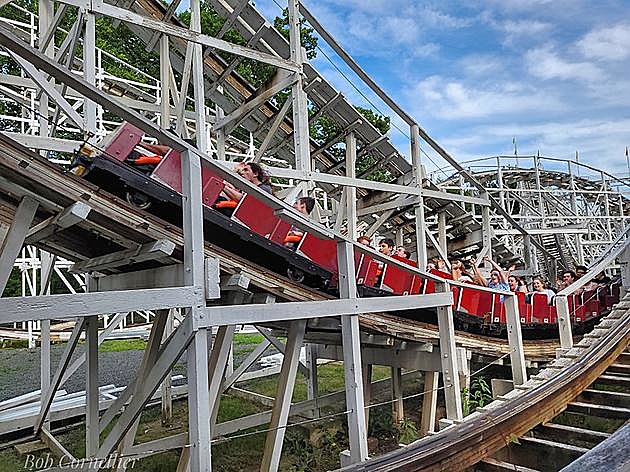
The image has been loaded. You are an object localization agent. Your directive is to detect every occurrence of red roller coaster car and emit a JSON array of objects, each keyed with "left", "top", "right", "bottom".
[{"left": 70, "top": 123, "right": 620, "bottom": 338}]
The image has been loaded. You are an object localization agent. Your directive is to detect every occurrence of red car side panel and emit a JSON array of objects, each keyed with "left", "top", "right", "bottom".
[
  {"left": 104, "top": 122, "right": 143, "bottom": 162},
  {"left": 233, "top": 195, "right": 285, "bottom": 239}
]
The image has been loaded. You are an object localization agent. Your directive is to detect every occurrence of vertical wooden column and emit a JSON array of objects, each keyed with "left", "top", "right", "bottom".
[
  {"left": 345, "top": 132, "right": 358, "bottom": 240},
  {"left": 159, "top": 34, "right": 171, "bottom": 130},
  {"left": 208, "top": 325, "right": 237, "bottom": 433},
  {"left": 555, "top": 295, "right": 574, "bottom": 350},
  {"left": 438, "top": 212, "right": 447, "bottom": 256},
  {"left": 85, "top": 316, "right": 99, "bottom": 456},
  {"left": 419, "top": 371, "right": 438, "bottom": 436},
  {"left": 39, "top": 250, "right": 54, "bottom": 430},
  {"left": 85, "top": 275, "right": 99, "bottom": 459},
  {"left": 83, "top": 11, "right": 97, "bottom": 134},
  {"left": 161, "top": 309, "right": 174, "bottom": 426},
  {"left": 391, "top": 367, "right": 404, "bottom": 424},
  {"left": 260, "top": 319, "right": 306, "bottom": 472},
  {"left": 38, "top": 0, "right": 53, "bottom": 140},
  {"left": 362, "top": 363, "right": 372, "bottom": 430},
  {"left": 288, "top": 0, "right": 311, "bottom": 173},
  {"left": 481, "top": 192, "right": 492, "bottom": 259},
  {"left": 187, "top": 329, "right": 211, "bottom": 472},
  {"left": 410, "top": 124, "right": 428, "bottom": 269},
  {"left": 306, "top": 344, "right": 319, "bottom": 418},
  {"left": 436, "top": 283, "right": 462, "bottom": 421},
  {"left": 338, "top": 240, "right": 368, "bottom": 464},
  {"left": 190, "top": 0, "right": 207, "bottom": 153},
  {"left": 504, "top": 294, "right": 527, "bottom": 384},
  {"left": 456, "top": 348, "right": 470, "bottom": 391}
]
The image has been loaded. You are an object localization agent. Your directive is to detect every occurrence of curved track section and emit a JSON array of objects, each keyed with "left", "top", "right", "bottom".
[{"left": 340, "top": 294, "right": 630, "bottom": 471}]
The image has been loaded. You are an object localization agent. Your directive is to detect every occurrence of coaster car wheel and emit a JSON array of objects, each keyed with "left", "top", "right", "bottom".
[
  {"left": 125, "top": 190, "right": 152, "bottom": 210},
  {"left": 287, "top": 267, "right": 305, "bottom": 283}
]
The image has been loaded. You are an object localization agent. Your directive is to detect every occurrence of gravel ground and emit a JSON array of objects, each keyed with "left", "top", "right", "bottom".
[
  {"left": 0, "top": 344, "right": 175, "bottom": 402},
  {"left": 0, "top": 333, "right": 278, "bottom": 402}
]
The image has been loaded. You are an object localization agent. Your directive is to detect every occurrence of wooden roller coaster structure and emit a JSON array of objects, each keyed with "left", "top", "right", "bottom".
[{"left": 0, "top": 0, "right": 629, "bottom": 471}]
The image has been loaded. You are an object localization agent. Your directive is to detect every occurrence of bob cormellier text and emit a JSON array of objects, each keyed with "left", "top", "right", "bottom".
[{"left": 24, "top": 453, "right": 138, "bottom": 470}]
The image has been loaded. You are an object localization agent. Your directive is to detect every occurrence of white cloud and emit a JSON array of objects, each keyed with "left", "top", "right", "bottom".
[
  {"left": 525, "top": 47, "right": 603, "bottom": 82},
  {"left": 499, "top": 19, "right": 551, "bottom": 35},
  {"left": 577, "top": 22, "right": 630, "bottom": 61},
  {"left": 459, "top": 54, "right": 504, "bottom": 77},
  {"left": 411, "top": 42, "right": 441, "bottom": 58},
  {"left": 420, "top": 7, "right": 473, "bottom": 29},
  {"left": 468, "top": 118, "right": 630, "bottom": 172},
  {"left": 410, "top": 76, "right": 564, "bottom": 119}
]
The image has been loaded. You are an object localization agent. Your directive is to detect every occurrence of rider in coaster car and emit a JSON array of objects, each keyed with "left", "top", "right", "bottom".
[
  {"left": 214, "top": 162, "right": 273, "bottom": 216},
  {"left": 284, "top": 196, "right": 315, "bottom": 249}
]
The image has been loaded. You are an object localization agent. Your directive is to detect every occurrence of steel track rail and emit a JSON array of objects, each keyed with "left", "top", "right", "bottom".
[{"left": 340, "top": 297, "right": 630, "bottom": 471}]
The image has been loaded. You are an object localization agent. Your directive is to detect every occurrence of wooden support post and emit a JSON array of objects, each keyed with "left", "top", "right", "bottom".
[
  {"left": 410, "top": 124, "right": 428, "bottom": 269},
  {"left": 288, "top": 0, "right": 311, "bottom": 173},
  {"left": 190, "top": 0, "right": 207, "bottom": 153},
  {"left": 345, "top": 132, "right": 357, "bottom": 240},
  {"left": 420, "top": 371, "right": 439, "bottom": 436},
  {"left": 159, "top": 34, "right": 171, "bottom": 129},
  {"left": 0, "top": 196, "right": 39, "bottom": 293},
  {"left": 208, "top": 325, "right": 237, "bottom": 433},
  {"left": 555, "top": 295, "right": 574, "bottom": 350},
  {"left": 260, "top": 319, "right": 306, "bottom": 472},
  {"left": 436, "top": 282, "right": 463, "bottom": 421},
  {"left": 306, "top": 343, "right": 319, "bottom": 418},
  {"left": 83, "top": 11, "right": 97, "bottom": 134},
  {"left": 438, "top": 211, "right": 447, "bottom": 255},
  {"left": 456, "top": 348, "right": 470, "bottom": 391},
  {"left": 391, "top": 367, "right": 404, "bottom": 425},
  {"left": 338, "top": 240, "right": 369, "bottom": 464},
  {"left": 39, "top": 250, "right": 54, "bottom": 430},
  {"left": 362, "top": 363, "right": 372, "bottom": 431},
  {"left": 187, "top": 328, "right": 211, "bottom": 472},
  {"left": 504, "top": 294, "right": 527, "bottom": 385},
  {"left": 85, "top": 315, "right": 99, "bottom": 457},
  {"left": 161, "top": 309, "right": 174, "bottom": 426},
  {"left": 481, "top": 192, "right": 493, "bottom": 259}
]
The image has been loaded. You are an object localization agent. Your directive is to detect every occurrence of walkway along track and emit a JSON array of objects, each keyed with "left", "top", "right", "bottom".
[
  {"left": 339, "top": 294, "right": 630, "bottom": 471},
  {"left": 0, "top": 132, "right": 559, "bottom": 360}
]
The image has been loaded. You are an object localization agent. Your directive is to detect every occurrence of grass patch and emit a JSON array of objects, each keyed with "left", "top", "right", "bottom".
[
  {"left": 553, "top": 411, "right": 626, "bottom": 433},
  {"left": 241, "top": 363, "right": 391, "bottom": 402},
  {"left": 0, "top": 339, "right": 28, "bottom": 350},
  {"left": 233, "top": 333, "right": 264, "bottom": 345},
  {"left": 98, "top": 339, "right": 147, "bottom": 353},
  {"left": 0, "top": 361, "right": 411, "bottom": 471}
]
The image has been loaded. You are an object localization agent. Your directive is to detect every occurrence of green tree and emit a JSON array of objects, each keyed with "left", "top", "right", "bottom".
[
  {"left": 356, "top": 106, "right": 390, "bottom": 135},
  {"left": 272, "top": 8, "right": 318, "bottom": 60},
  {"left": 355, "top": 107, "right": 393, "bottom": 182}
]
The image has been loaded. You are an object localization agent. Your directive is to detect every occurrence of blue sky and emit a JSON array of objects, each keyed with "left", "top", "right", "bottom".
[{"left": 251, "top": 0, "right": 630, "bottom": 179}]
